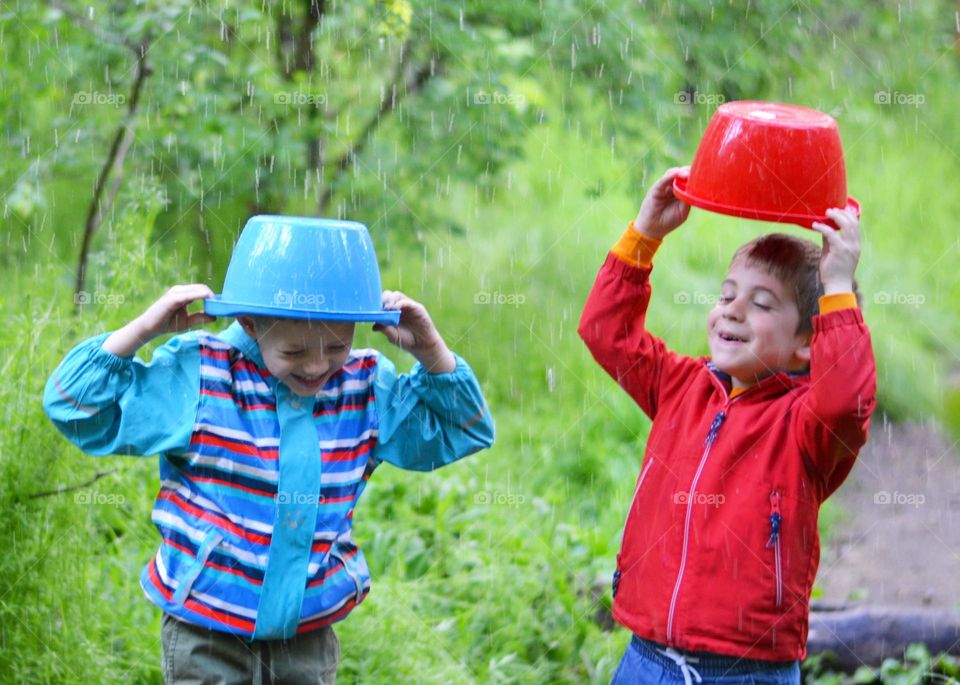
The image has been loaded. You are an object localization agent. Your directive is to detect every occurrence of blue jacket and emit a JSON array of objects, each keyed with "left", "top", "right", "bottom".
[{"left": 44, "top": 322, "right": 494, "bottom": 639}]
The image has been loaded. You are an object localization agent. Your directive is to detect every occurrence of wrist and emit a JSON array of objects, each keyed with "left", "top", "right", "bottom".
[
  {"left": 822, "top": 279, "right": 854, "bottom": 296},
  {"left": 413, "top": 340, "right": 456, "bottom": 374},
  {"left": 631, "top": 220, "right": 666, "bottom": 241}
]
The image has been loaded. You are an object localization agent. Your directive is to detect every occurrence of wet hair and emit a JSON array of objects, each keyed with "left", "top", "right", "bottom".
[{"left": 730, "top": 233, "right": 861, "bottom": 336}]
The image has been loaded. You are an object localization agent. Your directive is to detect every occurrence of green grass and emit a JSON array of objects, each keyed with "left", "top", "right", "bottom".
[{"left": 3, "top": 90, "right": 960, "bottom": 683}]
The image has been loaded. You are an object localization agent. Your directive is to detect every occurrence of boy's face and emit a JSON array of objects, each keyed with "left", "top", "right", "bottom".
[
  {"left": 238, "top": 316, "right": 355, "bottom": 397},
  {"left": 706, "top": 259, "right": 811, "bottom": 390}
]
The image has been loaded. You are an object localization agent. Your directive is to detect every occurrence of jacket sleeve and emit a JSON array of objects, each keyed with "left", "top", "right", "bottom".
[
  {"left": 43, "top": 332, "right": 202, "bottom": 457},
  {"left": 793, "top": 308, "right": 877, "bottom": 497},
  {"left": 578, "top": 250, "right": 700, "bottom": 420},
  {"left": 373, "top": 352, "right": 495, "bottom": 471}
]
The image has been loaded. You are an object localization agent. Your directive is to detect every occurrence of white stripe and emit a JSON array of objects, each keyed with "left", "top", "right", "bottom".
[
  {"left": 315, "top": 378, "right": 370, "bottom": 399},
  {"left": 152, "top": 509, "right": 268, "bottom": 567},
  {"left": 190, "top": 589, "right": 259, "bottom": 619},
  {"left": 195, "top": 422, "right": 280, "bottom": 449},
  {"left": 318, "top": 429, "right": 375, "bottom": 450},
  {"left": 321, "top": 464, "right": 365, "bottom": 484},
  {"left": 203, "top": 339, "right": 233, "bottom": 351},
  {"left": 185, "top": 454, "right": 279, "bottom": 483},
  {"left": 159, "top": 480, "right": 275, "bottom": 535},
  {"left": 200, "top": 366, "right": 233, "bottom": 383},
  {"left": 233, "top": 378, "right": 272, "bottom": 394}
]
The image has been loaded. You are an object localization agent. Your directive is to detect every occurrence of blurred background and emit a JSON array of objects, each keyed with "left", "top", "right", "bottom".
[{"left": 1, "top": 1, "right": 959, "bottom": 682}]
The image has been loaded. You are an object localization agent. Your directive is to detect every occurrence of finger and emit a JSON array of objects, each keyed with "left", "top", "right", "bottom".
[
  {"left": 185, "top": 312, "right": 216, "bottom": 328},
  {"left": 810, "top": 222, "right": 839, "bottom": 244}
]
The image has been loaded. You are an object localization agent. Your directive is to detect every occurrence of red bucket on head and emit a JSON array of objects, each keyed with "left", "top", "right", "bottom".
[{"left": 672, "top": 101, "right": 860, "bottom": 229}]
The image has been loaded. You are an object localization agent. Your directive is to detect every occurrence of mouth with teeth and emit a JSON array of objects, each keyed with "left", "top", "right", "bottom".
[
  {"left": 291, "top": 373, "right": 328, "bottom": 390},
  {"left": 717, "top": 331, "right": 748, "bottom": 344}
]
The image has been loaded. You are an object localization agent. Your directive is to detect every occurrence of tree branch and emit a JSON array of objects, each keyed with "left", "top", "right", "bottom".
[
  {"left": 74, "top": 41, "right": 152, "bottom": 302},
  {"left": 318, "top": 46, "right": 437, "bottom": 212},
  {"left": 26, "top": 468, "right": 119, "bottom": 500}
]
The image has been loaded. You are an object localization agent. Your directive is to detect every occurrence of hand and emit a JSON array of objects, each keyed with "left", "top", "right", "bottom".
[
  {"left": 811, "top": 208, "right": 861, "bottom": 295},
  {"left": 102, "top": 284, "right": 216, "bottom": 357},
  {"left": 373, "top": 290, "right": 456, "bottom": 373},
  {"left": 632, "top": 166, "right": 692, "bottom": 240}
]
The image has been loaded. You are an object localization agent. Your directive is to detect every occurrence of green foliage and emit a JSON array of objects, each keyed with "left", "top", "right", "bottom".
[{"left": 1, "top": 0, "right": 959, "bottom": 682}]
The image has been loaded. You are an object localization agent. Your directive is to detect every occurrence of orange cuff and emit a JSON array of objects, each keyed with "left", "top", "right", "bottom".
[
  {"left": 819, "top": 292, "right": 858, "bottom": 314},
  {"left": 611, "top": 222, "right": 662, "bottom": 269}
]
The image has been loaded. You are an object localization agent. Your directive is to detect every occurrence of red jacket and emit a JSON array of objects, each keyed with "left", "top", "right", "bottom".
[{"left": 578, "top": 252, "right": 876, "bottom": 661}]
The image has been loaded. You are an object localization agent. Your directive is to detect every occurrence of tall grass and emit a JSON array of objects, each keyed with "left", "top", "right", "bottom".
[{"left": 2, "top": 90, "right": 958, "bottom": 683}]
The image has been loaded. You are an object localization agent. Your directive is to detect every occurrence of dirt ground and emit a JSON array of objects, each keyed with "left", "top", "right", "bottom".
[{"left": 817, "top": 419, "right": 960, "bottom": 609}]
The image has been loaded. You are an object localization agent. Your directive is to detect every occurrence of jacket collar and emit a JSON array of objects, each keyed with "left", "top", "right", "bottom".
[
  {"left": 217, "top": 321, "right": 267, "bottom": 370},
  {"left": 705, "top": 359, "right": 807, "bottom": 401}
]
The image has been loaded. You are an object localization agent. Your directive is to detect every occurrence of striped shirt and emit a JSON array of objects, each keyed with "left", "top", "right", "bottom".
[{"left": 44, "top": 322, "right": 494, "bottom": 639}]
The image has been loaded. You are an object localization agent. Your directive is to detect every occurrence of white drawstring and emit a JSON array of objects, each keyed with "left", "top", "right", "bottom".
[{"left": 657, "top": 647, "right": 704, "bottom": 685}]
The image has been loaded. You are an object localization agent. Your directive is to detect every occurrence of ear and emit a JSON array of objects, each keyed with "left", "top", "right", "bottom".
[
  {"left": 237, "top": 315, "right": 258, "bottom": 339},
  {"left": 793, "top": 332, "right": 811, "bottom": 365}
]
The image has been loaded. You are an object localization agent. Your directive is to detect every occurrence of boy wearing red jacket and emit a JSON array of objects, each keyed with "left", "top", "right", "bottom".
[{"left": 579, "top": 167, "right": 876, "bottom": 684}]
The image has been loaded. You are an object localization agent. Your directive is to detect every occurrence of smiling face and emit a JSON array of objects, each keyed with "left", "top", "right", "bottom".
[
  {"left": 706, "top": 258, "right": 812, "bottom": 390},
  {"left": 238, "top": 316, "right": 356, "bottom": 397}
]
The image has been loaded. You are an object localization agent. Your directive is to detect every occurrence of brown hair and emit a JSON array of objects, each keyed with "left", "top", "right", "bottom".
[{"left": 731, "top": 233, "right": 861, "bottom": 335}]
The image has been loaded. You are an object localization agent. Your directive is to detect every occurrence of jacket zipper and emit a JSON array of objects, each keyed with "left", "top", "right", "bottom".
[
  {"left": 665, "top": 408, "right": 728, "bottom": 643},
  {"left": 614, "top": 457, "right": 656, "bottom": 598},
  {"left": 765, "top": 490, "right": 783, "bottom": 608}
]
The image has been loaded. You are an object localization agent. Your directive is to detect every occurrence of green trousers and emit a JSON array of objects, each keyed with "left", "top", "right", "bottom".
[{"left": 161, "top": 613, "right": 340, "bottom": 685}]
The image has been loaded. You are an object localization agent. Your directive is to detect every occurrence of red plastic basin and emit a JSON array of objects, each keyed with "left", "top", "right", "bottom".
[{"left": 672, "top": 101, "right": 860, "bottom": 228}]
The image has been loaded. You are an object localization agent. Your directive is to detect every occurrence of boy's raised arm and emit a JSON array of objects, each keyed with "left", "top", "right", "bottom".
[
  {"left": 371, "top": 291, "right": 494, "bottom": 471},
  {"left": 578, "top": 167, "right": 698, "bottom": 419},
  {"left": 795, "top": 209, "right": 878, "bottom": 496},
  {"left": 43, "top": 285, "right": 214, "bottom": 457}
]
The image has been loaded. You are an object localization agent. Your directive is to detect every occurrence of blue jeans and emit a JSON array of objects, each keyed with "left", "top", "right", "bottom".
[{"left": 611, "top": 635, "right": 800, "bottom": 685}]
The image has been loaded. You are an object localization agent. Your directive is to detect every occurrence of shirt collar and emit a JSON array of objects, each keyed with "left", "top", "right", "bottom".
[{"left": 218, "top": 320, "right": 267, "bottom": 370}]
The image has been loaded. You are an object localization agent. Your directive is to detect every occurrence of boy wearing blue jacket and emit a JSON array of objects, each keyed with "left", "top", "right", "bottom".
[{"left": 44, "top": 218, "right": 494, "bottom": 684}]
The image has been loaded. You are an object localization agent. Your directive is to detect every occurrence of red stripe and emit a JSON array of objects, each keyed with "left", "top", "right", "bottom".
[
  {"left": 149, "top": 557, "right": 257, "bottom": 632},
  {"left": 322, "top": 440, "right": 373, "bottom": 462},
  {"left": 200, "top": 349, "right": 230, "bottom": 360},
  {"left": 183, "top": 597, "right": 256, "bottom": 632},
  {"left": 206, "top": 560, "right": 263, "bottom": 586},
  {"left": 190, "top": 432, "right": 279, "bottom": 460},
  {"left": 314, "top": 401, "right": 368, "bottom": 417},
  {"left": 157, "top": 490, "right": 270, "bottom": 545},
  {"left": 296, "top": 596, "right": 363, "bottom": 633},
  {"left": 190, "top": 475, "right": 275, "bottom": 498}
]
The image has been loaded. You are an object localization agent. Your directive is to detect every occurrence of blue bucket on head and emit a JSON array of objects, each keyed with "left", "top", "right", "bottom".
[{"left": 205, "top": 215, "right": 400, "bottom": 324}]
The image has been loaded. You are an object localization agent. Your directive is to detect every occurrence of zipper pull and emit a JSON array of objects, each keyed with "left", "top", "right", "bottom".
[
  {"left": 766, "top": 490, "right": 782, "bottom": 548},
  {"left": 703, "top": 410, "right": 727, "bottom": 447}
]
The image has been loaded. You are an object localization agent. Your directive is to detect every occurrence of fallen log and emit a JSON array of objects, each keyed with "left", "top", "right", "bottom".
[{"left": 807, "top": 605, "right": 960, "bottom": 671}]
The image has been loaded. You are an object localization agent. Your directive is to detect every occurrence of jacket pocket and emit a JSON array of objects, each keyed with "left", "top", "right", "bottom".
[
  {"left": 329, "top": 541, "right": 365, "bottom": 603},
  {"left": 764, "top": 490, "right": 783, "bottom": 609},
  {"left": 172, "top": 530, "right": 223, "bottom": 607}
]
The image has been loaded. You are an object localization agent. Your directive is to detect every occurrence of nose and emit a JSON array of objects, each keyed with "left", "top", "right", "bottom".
[
  {"left": 721, "top": 297, "right": 745, "bottom": 322},
  {"left": 300, "top": 355, "right": 331, "bottom": 377}
]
